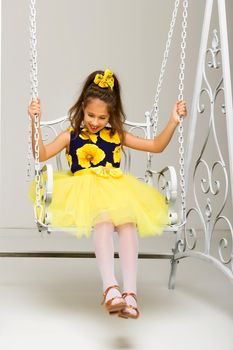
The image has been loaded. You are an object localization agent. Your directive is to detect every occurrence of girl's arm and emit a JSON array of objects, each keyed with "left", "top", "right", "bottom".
[
  {"left": 28, "top": 98, "right": 70, "bottom": 162},
  {"left": 123, "top": 100, "right": 187, "bottom": 153}
]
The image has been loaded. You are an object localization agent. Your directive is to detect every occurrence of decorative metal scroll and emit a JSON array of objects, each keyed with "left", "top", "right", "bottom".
[{"left": 174, "top": 29, "right": 233, "bottom": 284}]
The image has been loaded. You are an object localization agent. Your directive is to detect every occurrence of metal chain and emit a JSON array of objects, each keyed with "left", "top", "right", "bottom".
[
  {"left": 177, "top": 0, "right": 188, "bottom": 223},
  {"left": 28, "top": 0, "right": 43, "bottom": 221},
  {"left": 29, "top": 0, "right": 38, "bottom": 99},
  {"left": 151, "top": 0, "right": 180, "bottom": 138},
  {"left": 26, "top": 1, "right": 37, "bottom": 181},
  {"left": 27, "top": 0, "right": 38, "bottom": 180},
  {"left": 26, "top": 121, "right": 33, "bottom": 180}
]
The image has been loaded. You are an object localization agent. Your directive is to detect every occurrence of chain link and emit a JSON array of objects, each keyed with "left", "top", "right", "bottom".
[
  {"left": 26, "top": 120, "right": 33, "bottom": 180},
  {"left": 151, "top": 0, "right": 180, "bottom": 138},
  {"left": 27, "top": 0, "right": 38, "bottom": 180},
  {"left": 27, "top": 0, "right": 42, "bottom": 222},
  {"left": 149, "top": 0, "right": 188, "bottom": 226},
  {"left": 177, "top": 0, "right": 188, "bottom": 223}
]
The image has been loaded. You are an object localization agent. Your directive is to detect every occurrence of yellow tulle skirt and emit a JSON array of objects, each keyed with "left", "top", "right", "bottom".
[{"left": 29, "top": 168, "right": 169, "bottom": 238}]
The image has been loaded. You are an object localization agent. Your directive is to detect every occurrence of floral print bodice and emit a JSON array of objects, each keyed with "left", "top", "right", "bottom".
[{"left": 66, "top": 126, "right": 122, "bottom": 174}]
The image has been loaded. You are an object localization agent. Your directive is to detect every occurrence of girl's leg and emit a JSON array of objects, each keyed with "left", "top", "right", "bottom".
[
  {"left": 116, "top": 222, "right": 139, "bottom": 316},
  {"left": 93, "top": 221, "right": 123, "bottom": 304}
]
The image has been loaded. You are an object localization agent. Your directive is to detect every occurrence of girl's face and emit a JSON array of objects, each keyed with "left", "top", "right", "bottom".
[{"left": 83, "top": 98, "right": 110, "bottom": 133}]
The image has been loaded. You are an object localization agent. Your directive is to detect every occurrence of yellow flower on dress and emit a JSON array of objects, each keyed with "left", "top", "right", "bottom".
[
  {"left": 80, "top": 127, "right": 98, "bottom": 143},
  {"left": 113, "top": 145, "right": 121, "bottom": 163},
  {"left": 66, "top": 153, "right": 73, "bottom": 167},
  {"left": 94, "top": 69, "right": 114, "bottom": 91},
  {"left": 67, "top": 127, "right": 74, "bottom": 132},
  {"left": 100, "top": 128, "right": 120, "bottom": 144},
  {"left": 76, "top": 144, "right": 105, "bottom": 168}
]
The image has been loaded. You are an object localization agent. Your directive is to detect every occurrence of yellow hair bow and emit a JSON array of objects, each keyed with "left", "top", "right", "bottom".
[{"left": 94, "top": 69, "right": 114, "bottom": 91}]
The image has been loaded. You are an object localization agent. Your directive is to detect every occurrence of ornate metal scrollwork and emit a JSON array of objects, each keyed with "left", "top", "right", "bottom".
[{"left": 181, "top": 29, "right": 233, "bottom": 280}]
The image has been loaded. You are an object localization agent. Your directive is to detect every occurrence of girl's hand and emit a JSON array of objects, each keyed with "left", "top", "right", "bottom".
[
  {"left": 171, "top": 100, "right": 188, "bottom": 125},
  {"left": 28, "top": 98, "right": 41, "bottom": 122}
]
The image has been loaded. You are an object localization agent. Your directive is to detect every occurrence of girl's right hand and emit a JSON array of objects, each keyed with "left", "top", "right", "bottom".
[{"left": 28, "top": 98, "right": 41, "bottom": 121}]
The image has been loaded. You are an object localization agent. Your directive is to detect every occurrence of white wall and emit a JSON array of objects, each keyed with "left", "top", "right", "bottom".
[{"left": 1, "top": 0, "right": 233, "bottom": 230}]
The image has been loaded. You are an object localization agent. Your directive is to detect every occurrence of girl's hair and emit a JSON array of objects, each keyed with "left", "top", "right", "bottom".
[{"left": 68, "top": 70, "right": 126, "bottom": 144}]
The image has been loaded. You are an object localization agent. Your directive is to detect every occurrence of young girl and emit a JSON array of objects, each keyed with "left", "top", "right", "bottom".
[{"left": 28, "top": 69, "right": 187, "bottom": 319}]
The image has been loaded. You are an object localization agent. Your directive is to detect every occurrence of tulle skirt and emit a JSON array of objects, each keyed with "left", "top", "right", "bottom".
[{"left": 29, "top": 168, "right": 169, "bottom": 238}]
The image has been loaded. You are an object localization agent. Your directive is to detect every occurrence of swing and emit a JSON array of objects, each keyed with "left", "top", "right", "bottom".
[
  {"left": 28, "top": 0, "right": 188, "bottom": 237},
  {"left": 1, "top": 0, "right": 232, "bottom": 292}
]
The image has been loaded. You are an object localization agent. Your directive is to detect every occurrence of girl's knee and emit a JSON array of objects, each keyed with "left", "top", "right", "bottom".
[
  {"left": 94, "top": 221, "right": 115, "bottom": 230},
  {"left": 116, "top": 222, "right": 136, "bottom": 232}
]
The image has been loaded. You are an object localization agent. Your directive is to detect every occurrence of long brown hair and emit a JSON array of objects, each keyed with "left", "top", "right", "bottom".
[{"left": 68, "top": 70, "right": 126, "bottom": 144}]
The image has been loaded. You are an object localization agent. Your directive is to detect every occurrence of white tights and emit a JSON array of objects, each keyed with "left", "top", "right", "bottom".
[{"left": 93, "top": 221, "right": 139, "bottom": 309}]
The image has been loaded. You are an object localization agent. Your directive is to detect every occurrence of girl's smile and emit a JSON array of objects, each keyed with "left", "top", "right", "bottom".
[
  {"left": 90, "top": 125, "right": 99, "bottom": 132},
  {"left": 83, "top": 98, "right": 110, "bottom": 133}
]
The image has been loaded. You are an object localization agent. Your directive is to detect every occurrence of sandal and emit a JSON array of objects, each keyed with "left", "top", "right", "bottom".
[
  {"left": 118, "top": 292, "right": 140, "bottom": 319},
  {"left": 101, "top": 285, "right": 127, "bottom": 315}
]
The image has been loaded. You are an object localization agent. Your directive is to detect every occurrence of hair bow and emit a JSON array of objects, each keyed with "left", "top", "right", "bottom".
[{"left": 94, "top": 69, "right": 114, "bottom": 91}]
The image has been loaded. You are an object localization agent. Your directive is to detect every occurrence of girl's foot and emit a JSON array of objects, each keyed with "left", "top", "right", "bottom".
[
  {"left": 118, "top": 292, "right": 140, "bottom": 319},
  {"left": 101, "top": 285, "right": 126, "bottom": 315}
]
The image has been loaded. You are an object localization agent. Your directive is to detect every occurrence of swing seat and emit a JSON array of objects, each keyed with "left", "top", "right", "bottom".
[{"left": 36, "top": 114, "right": 180, "bottom": 234}]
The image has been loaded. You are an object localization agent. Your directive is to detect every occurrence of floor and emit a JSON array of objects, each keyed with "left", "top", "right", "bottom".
[{"left": 0, "top": 231, "right": 232, "bottom": 350}]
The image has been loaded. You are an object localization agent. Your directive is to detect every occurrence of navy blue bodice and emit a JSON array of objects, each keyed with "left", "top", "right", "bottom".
[{"left": 66, "top": 126, "right": 122, "bottom": 173}]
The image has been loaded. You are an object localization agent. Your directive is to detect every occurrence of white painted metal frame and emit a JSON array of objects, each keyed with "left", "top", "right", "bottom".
[{"left": 169, "top": 0, "right": 233, "bottom": 287}]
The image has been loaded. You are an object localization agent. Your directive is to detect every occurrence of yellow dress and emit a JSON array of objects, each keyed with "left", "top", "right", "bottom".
[{"left": 29, "top": 126, "right": 169, "bottom": 238}]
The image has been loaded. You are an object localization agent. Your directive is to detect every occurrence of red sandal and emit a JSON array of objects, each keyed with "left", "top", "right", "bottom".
[
  {"left": 101, "top": 285, "right": 127, "bottom": 315},
  {"left": 118, "top": 292, "right": 140, "bottom": 319}
]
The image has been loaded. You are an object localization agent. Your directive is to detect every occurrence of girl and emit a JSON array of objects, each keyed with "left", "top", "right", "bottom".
[{"left": 28, "top": 69, "right": 187, "bottom": 319}]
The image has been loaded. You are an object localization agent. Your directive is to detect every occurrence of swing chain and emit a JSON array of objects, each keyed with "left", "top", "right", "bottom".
[
  {"left": 27, "top": 0, "right": 38, "bottom": 180},
  {"left": 151, "top": 0, "right": 180, "bottom": 138},
  {"left": 29, "top": 0, "right": 38, "bottom": 98},
  {"left": 177, "top": 0, "right": 188, "bottom": 223},
  {"left": 149, "top": 0, "right": 188, "bottom": 228},
  {"left": 26, "top": 122, "right": 33, "bottom": 180},
  {"left": 34, "top": 114, "right": 41, "bottom": 195},
  {"left": 28, "top": 0, "right": 43, "bottom": 222}
]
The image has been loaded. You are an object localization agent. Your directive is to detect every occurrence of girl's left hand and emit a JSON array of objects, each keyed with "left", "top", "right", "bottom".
[{"left": 171, "top": 100, "right": 188, "bottom": 124}]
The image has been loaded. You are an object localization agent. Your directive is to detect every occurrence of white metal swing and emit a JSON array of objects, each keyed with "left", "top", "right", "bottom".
[
  {"left": 0, "top": 0, "right": 233, "bottom": 296},
  {"left": 28, "top": 0, "right": 188, "bottom": 239},
  {"left": 1, "top": 0, "right": 232, "bottom": 292}
]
